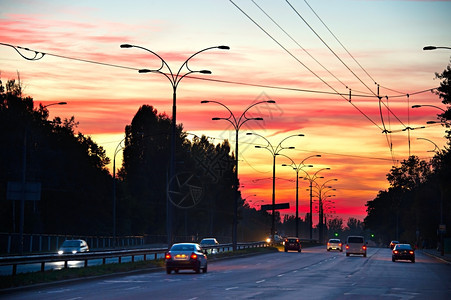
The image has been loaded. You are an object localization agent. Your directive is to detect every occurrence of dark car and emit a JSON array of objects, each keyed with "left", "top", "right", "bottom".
[
  {"left": 165, "top": 243, "right": 207, "bottom": 274},
  {"left": 389, "top": 240, "right": 399, "bottom": 249},
  {"left": 392, "top": 244, "right": 415, "bottom": 263},
  {"left": 284, "top": 237, "right": 302, "bottom": 252}
]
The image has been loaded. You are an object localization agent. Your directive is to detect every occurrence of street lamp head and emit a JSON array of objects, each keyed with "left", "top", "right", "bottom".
[
  {"left": 120, "top": 44, "right": 133, "bottom": 48},
  {"left": 427, "top": 121, "right": 438, "bottom": 124},
  {"left": 139, "top": 69, "right": 152, "bottom": 73},
  {"left": 255, "top": 145, "right": 262, "bottom": 148},
  {"left": 412, "top": 105, "right": 421, "bottom": 108},
  {"left": 423, "top": 46, "right": 436, "bottom": 50},
  {"left": 252, "top": 117, "right": 264, "bottom": 121},
  {"left": 297, "top": 134, "right": 305, "bottom": 137},
  {"left": 306, "top": 165, "right": 314, "bottom": 168},
  {"left": 218, "top": 45, "right": 230, "bottom": 50},
  {"left": 246, "top": 132, "right": 253, "bottom": 136},
  {"left": 200, "top": 70, "right": 212, "bottom": 74},
  {"left": 287, "top": 146, "right": 295, "bottom": 149},
  {"left": 266, "top": 100, "right": 276, "bottom": 103},
  {"left": 201, "top": 100, "right": 210, "bottom": 104},
  {"left": 212, "top": 117, "right": 222, "bottom": 121}
]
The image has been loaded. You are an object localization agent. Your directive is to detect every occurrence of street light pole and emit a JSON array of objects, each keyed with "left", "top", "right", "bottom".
[
  {"left": 201, "top": 100, "right": 275, "bottom": 250},
  {"left": 281, "top": 154, "right": 320, "bottom": 237},
  {"left": 247, "top": 132, "right": 304, "bottom": 243},
  {"left": 300, "top": 167, "right": 330, "bottom": 240},
  {"left": 121, "top": 44, "right": 229, "bottom": 247},
  {"left": 312, "top": 181, "right": 337, "bottom": 243}
]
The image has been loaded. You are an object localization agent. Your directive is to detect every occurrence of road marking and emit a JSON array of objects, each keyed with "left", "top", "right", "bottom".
[
  {"left": 277, "top": 274, "right": 284, "bottom": 277},
  {"left": 226, "top": 287, "right": 238, "bottom": 290},
  {"left": 256, "top": 280, "right": 265, "bottom": 284}
]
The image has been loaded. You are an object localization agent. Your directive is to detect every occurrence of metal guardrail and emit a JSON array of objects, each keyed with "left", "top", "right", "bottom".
[{"left": 0, "top": 242, "right": 268, "bottom": 276}]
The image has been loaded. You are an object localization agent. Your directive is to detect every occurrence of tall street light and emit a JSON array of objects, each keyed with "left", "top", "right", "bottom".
[
  {"left": 312, "top": 180, "right": 337, "bottom": 243},
  {"left": 112, "top": 137, "right": 126, "bottom": 247},
  {"left": 423, "top": 46, "right": 451, "bottom": 51},
  {"left": 19, "top": 101, "right": 66, "bottom": 255},
  {"left": 121, "top": 44, "right": 229, "bottom": 247},
  {"left": 246, "top": 132, "right": 304, "bottom": 242},
  {"left": 281, "top": 154, "right": 320, "bottom": 237},
  {"left": 300, "top": 167, "right": 330, "bottom": 240},
  {"left": 201, "top": 100, "right": 275, "bottom": 250}
]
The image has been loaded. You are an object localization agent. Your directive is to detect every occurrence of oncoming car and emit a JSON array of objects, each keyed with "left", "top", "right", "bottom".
[
  {"left": 165, "top": 243, "right": 207, "bottom": 274},
  {"left": 327, "top": 238, "right": 343, "bottom": 252},
  {"left": 392, "top": 244, "right": 415, "bottom": 263},
  {"left": 200, "top": 238, "right": 219, "bottom": 254},
  {"left": 283, "top": 237, "right": 302, "bottom": 252},
  {"left": 58, "top": 239, "right": 89, "bottom": 255}
]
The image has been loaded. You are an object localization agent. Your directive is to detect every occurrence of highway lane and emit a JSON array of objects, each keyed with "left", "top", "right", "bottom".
[{"left": 2, "top": 246, "right": 450, "bottom": 299}]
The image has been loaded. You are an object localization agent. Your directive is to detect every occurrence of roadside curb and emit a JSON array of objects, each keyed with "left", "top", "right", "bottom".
[{"left": 420, "top": 250, "right": 451, "bottom": 265}]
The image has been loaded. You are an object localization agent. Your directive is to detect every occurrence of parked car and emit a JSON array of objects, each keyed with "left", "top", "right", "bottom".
[
  {"left": 283, "top": 237, "right": 302, "bottom": 252},
  {"left": 200, "top": 238, "right": 219, "bottom": 254},
  {"left": 327, "top": 238, "right": 343, "bottom": 252},
  {"left": 389, "top": 240, "right": 400, "bottom": 249},
  {"left": 392, "top": 244, "right": 415, "bottom": 263},
  {"left": 165, "top": 243, "right": 207, "bottom": 274},
  {"left": 58, "top": 239, "right": 89, "bottom": 255},
  {"left": 345, "top": 236, "right": 367, "bottom": 257}
]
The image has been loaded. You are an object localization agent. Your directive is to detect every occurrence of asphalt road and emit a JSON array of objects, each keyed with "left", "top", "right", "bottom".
[{"left": 2, "top": 246, "right": 450, "bottom": 299}]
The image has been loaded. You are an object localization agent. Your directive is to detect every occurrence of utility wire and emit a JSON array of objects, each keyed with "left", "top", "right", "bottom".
[{"left": 229, "top": 0, "right": 383, "bottom": 131}]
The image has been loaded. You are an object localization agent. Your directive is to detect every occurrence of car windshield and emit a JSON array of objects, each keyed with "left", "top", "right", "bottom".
[
  {"left": 348, "top": 237, "right": 364, "bottom": 243},
  {"left": 62, "top": 240, "right": 80, "bottom": 247},
  {"left": 329, "top": 239, "right": 340, "bottom": 243},
  {"left": 201, "top": 239, "right": 216, "bottom": 245},
  {"left": 171, "top": 244, "right": 195, "bottom": 251}
]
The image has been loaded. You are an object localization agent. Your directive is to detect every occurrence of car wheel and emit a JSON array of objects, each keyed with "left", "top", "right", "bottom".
[
  {"left": 340, "top": 249, "right": 343, "bottom": 252},
  {"left": 166, "top": 268, "right": 172, "bottom": 274},
  {"left": 284, "top": 248, "right": 287, "bottom": 252},
  {"left": 202, "top": 264, "right": 208, "bottom": 273},
  {"left": 327, "top": 249, "right": 330, "bottom": 251},
  {"left": 364, "top": 253, "right": 367, "bottom": 257},
  {"left": 298, "top": 249, "right": 302, "bottom": 252},
  {"left": 175, "top": 269, "right": 179, "bottom": 274},
  {"left": 412, "top": 259, "right": 415, "bottom": 263},
  {"left": 392, "top": 257, "right": 395, "bottom": 262}
]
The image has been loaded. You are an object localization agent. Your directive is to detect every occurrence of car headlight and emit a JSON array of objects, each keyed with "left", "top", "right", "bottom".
[
  {"left": 266, "top": 238, "right": 271, "bottom": 243},
  {"left": 72, "top": 250, "right": 77, "bottom": 254},
  {"left": 58, "top": 250, "right": 63, "bottom": 255}
]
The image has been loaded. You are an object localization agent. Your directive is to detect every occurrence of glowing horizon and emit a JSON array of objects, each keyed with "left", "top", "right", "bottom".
[{"left": 1, "top": 0, "right": 450, "bottom": 224}]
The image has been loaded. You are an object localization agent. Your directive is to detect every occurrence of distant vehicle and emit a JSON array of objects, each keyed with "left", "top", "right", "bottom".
[
  {"left": 266, "top": 234, "right": 284, "bottom": 244},
  {"left": 327, "top": 238, "right": 343, "bottom": 252},
  {"left": 389, "top": 240, "right": 399, "bottom": 249},
  {"left": 345, "top": 236, "right": 367, "bottom": 257},
  {"left": 200, "top": 238, "right": 219, "bottom": 254},
  {"left": 58, "top": 239, "right": 89, "bottom": 255},
  {"left": 200, "top": 238, "right": 219, "bottom": 246},
  {"left": 165, "top": 243, "right": 207, "bottom": 274},
  {"left": 283, "top": 237, "right": 302, "bottom": 252},
  {"left": 392, "top": 244, "right": 415, "bottom": 263}
]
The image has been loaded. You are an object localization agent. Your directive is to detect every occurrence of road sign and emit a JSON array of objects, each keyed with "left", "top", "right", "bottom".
[
  {"left": 261, "top": 203, "right": 290, "bottom": 211},
  {"left": 6, "top": 182, "right": 41, "bottom": 201}
]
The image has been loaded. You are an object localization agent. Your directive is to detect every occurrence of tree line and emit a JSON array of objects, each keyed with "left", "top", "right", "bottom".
[{"left": 364, "top": 61, "right": 451, "bottom": 248}]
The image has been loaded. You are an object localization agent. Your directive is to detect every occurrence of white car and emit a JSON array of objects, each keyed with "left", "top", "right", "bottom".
[
  {"left": 58, "top": 239, "right": 89, "bottom": 255},
  {"left": 327, "top": 238, "right": 343, "bottom": 252}
]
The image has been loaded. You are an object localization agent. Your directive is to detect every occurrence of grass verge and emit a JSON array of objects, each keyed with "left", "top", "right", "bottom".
[{"left": 0, "top": 246, "right": 278, "bottom": 290}]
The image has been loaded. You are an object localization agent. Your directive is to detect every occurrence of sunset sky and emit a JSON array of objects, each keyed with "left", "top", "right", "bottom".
[{"left": 1, "top": 0, "right": 450, "bottom": 224}]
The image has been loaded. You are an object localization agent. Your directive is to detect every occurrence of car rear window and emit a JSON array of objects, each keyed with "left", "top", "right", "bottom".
[
  {"left": 347, "top": 237, "right": 364, "bottom": 243},
  {"left": 287, "top": 239, "right": 298, "bottom": 242},
  {"left": 171, "top": 244, "right": 195, "bottom": 251},
  {"left": 395, "top": 244, "right": 412, "bottom": 250}
]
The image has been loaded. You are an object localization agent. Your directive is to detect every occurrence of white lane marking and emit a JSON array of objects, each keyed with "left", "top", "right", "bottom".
[
  {"left": 226, "top": 287, "right": 238, "bottom": 290},
  {"left": 256, "top": 280, "right": 265, "bottom": 284}
]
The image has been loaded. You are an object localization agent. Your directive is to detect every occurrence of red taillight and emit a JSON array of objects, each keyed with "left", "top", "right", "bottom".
[
  {"left": 346, "top": 245, "right": 349, "bottom": 249},
  {"left": 165, "top": 253, "right": 171, "bottom": 260},
  {"left": 296, "top": 239, "right": 299, "bottom": 243},
  {"left": 393, "top": 250, "right": 398, "bottom": 254},
  {"left": 409, "top": 251, "right": 414, "bottom": 254},
  {"left": 190, "top": 253, "right": 198, "bottom": 260},
  {"left": 339, "top": 243, "right": 342, "bottom": 247},
  {"left": 362, "top": 245, "right": 366, "bottom": 250}
]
